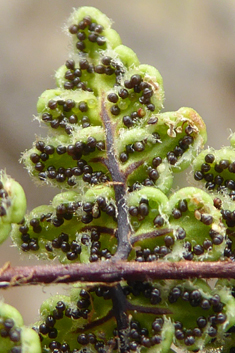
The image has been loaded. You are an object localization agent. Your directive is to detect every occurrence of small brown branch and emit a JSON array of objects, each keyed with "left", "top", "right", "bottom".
[
  {"left": 124, "top": 159, "right": 145, "bottom": 178},
  {"left": 126, "top": 302, "right": 172, "bottom": 315},
  {"left": 100, "top": 95, "right": 132, "bottom": 260},
  {"left": 1, "top": 260, "right": 235, "bottom": 288},
  {"left": 90, "top": 156, "right": 107, "bottom": 165},
  {"left": 81, "top": 225, "right": 115, "bottom": 236},
  {"left": 75, "top": 309, "right": 114, "bottom": 333},
  {"left": 130, "top": 228, "right": 172, "bottom": 244}
]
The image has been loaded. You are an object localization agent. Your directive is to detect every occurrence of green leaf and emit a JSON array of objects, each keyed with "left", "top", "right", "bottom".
[
  {"left": 11, "top": 186, "right": 117, "bottom": 263},
  {"left": 0, "top": 172, "right": 26, "bottom": 244},
  {"left": 0, "top": 301, "right": 41, "bottom": 353}
]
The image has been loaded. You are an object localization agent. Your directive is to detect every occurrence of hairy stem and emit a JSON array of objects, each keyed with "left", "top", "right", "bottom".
[
  {"left": 100, "top": 95, "right": 132, "bottom": 260},
  {"left": 130, "top": 228, "right": 172, "bottom": 244},
  {"left": 110, "top": 284, "right": 130, "bottom": 353},
  {"left": 1, "top": 261, "right": 235, "bottom": 287}
]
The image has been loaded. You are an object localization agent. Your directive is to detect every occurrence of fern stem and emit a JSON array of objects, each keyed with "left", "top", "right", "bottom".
[
  {"left": 1, "top": 260, "right": 235, "bottom": 287},
  {"left": 100, "top": 95, "right": 132, "bottom": 260}
]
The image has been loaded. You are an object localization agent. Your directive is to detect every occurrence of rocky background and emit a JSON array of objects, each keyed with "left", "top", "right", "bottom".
[{"left": 0, "top": 0, "right": 235, "bottom": 326}]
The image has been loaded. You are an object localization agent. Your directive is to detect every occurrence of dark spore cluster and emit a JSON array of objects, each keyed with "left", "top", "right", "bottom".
[
  {"left": 135, "top": 244, "right": 171, "bottom": 262},
  {"left": 0, "top": 180, "right": 9, "bottom": 217},
  {"left": 42, "top": 96, "right": 96, "bottom": 133},
  {"left": 128, "top": 318, "right": 163, "bottom": 351},
  {"left": 120, "top": 139, "right": 148, "bottom": 165},
  {"left": 167, "top": 133, "right": 194, "bottom": 166},
  {"left": 29, "top": 138, "right": 108, "bottom": 187},
  {"left": 194, "top": 154, "right": 235, "bottom": 197},
  {"left": 128, "top": 198, "right": 149, "bottom": 221},
  {"left": 0, "top": 317, "right": 22, "bottom": 352},
  {"left": 40, "top": 287, "right": 115, "bottom": 353},
  {"left": 123, "top": 281, "right": 162, "bottom": 305},
  {"left": 108, "top": 74, "right": 157, "bottom": 121},
  {"left": 19, "top": 196, "right": 117, "bottom": 260},
  {"left": 63, "top": 59, "right": 94, "bottom": 92},
  {"left": 168, "top": 288, "right": 226, "bottom": 347},
  {"left": 69, "top": 15, "right": 106, "bottom": 53}
]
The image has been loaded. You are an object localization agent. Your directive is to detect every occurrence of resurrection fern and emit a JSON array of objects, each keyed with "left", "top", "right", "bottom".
[{"left": 2, "top": 5, "right": 235, "bottom": 353}]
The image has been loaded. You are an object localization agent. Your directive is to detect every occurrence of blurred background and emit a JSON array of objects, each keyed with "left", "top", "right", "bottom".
[{"left": 0, "top": 0, "right": 235, "bottom": 326}]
